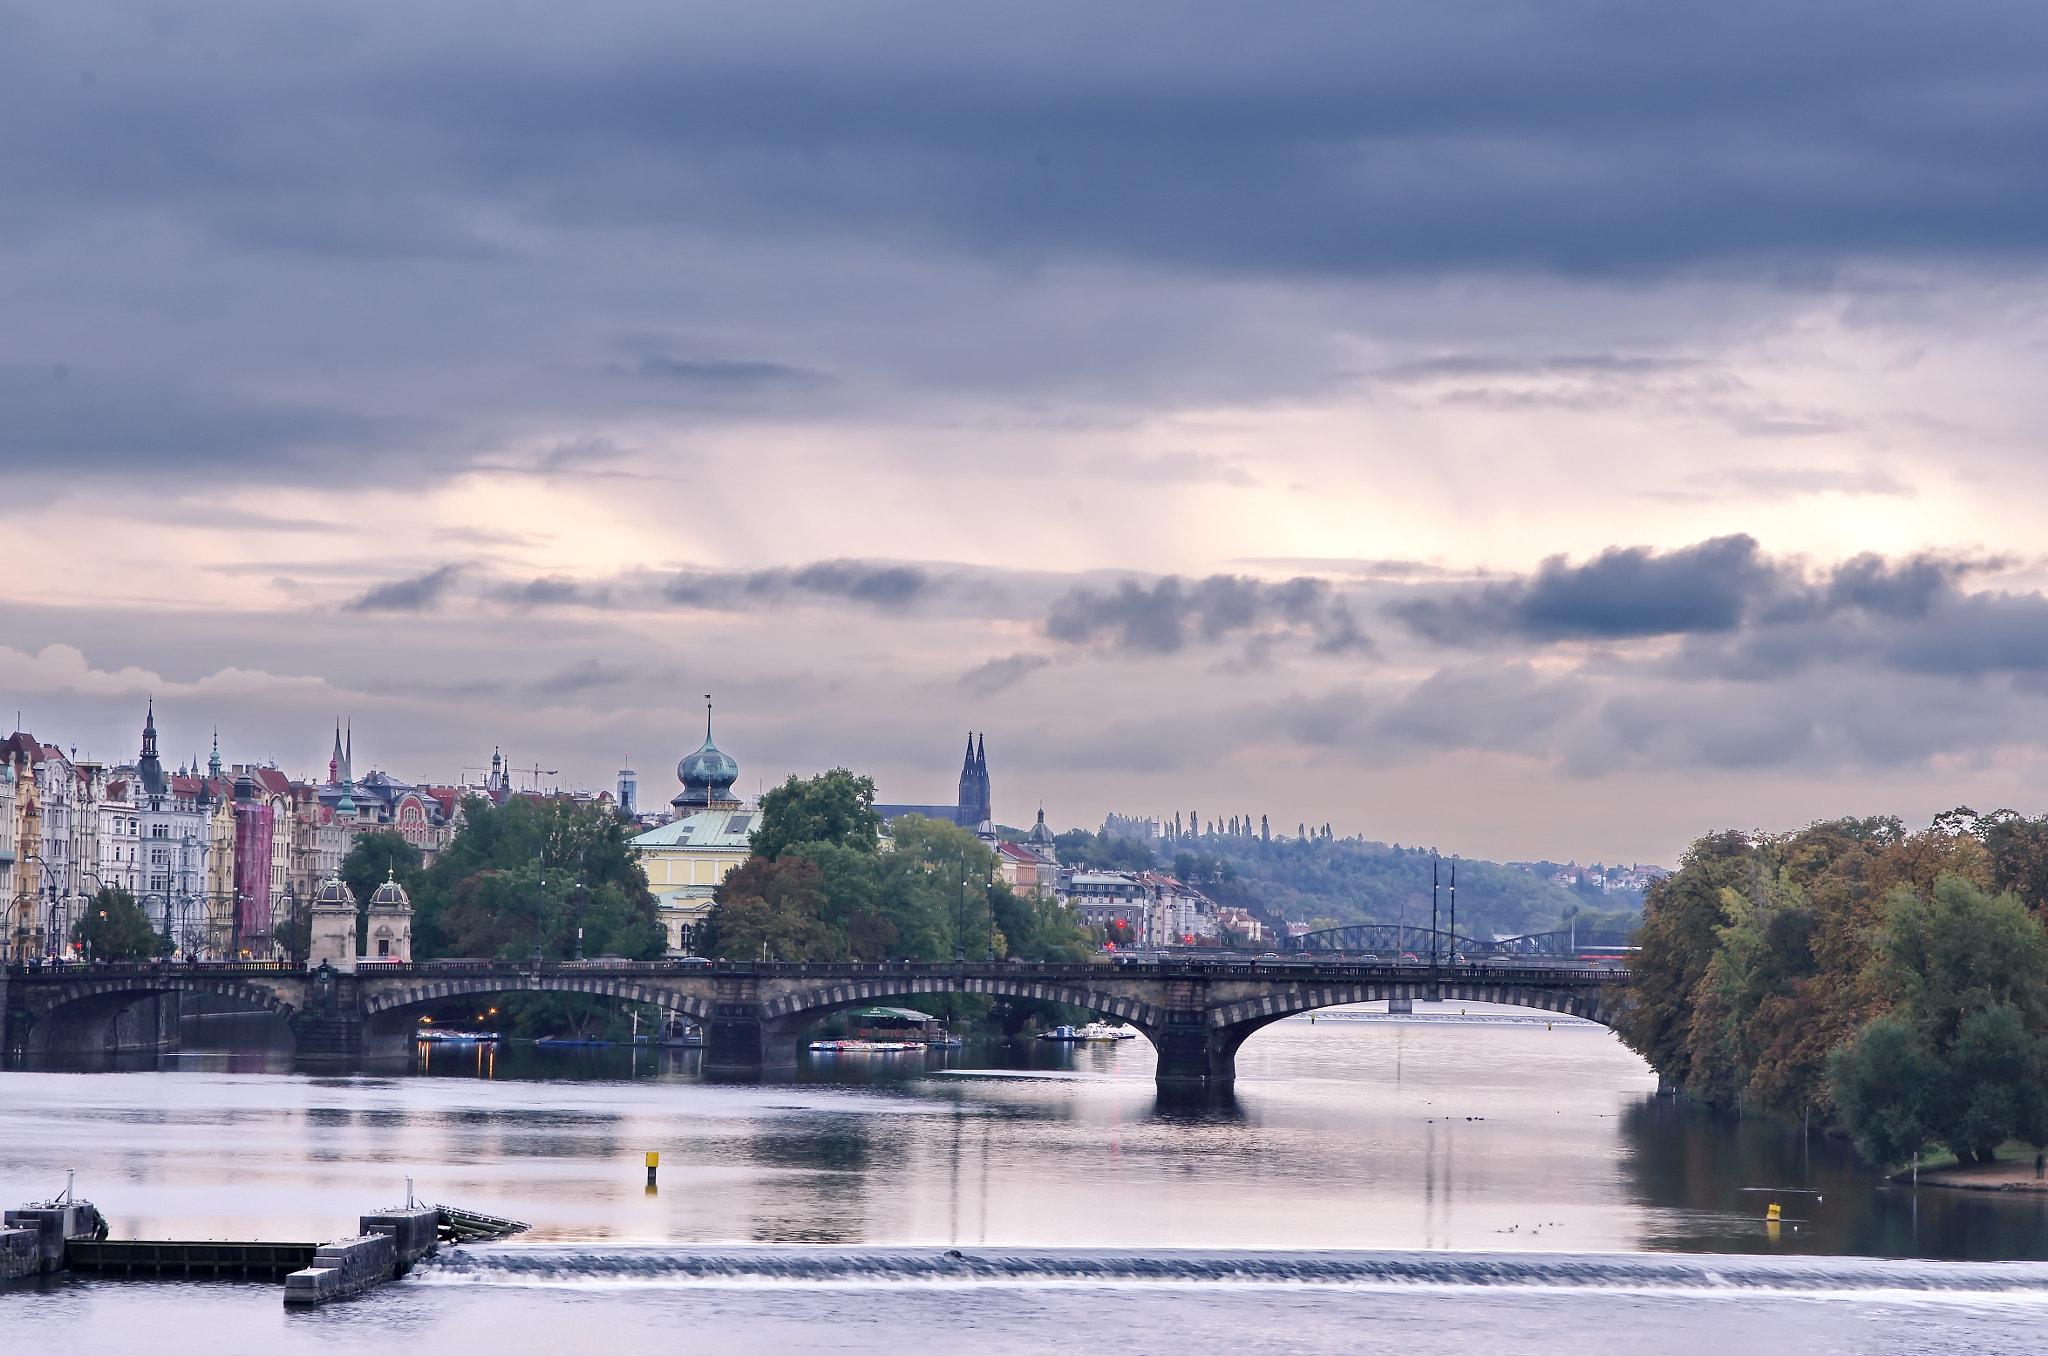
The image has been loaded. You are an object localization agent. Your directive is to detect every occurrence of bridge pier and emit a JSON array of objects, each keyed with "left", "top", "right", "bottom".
[{"left": 1145, "top": 1014, "right": 1243, "bottom": 1086}]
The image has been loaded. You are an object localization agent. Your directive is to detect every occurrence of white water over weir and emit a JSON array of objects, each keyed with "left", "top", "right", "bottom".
[{"left": 417, "top": 1246, "right": 2048, "bottom": 1295}]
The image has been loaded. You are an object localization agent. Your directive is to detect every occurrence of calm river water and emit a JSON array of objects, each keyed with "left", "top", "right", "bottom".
[{"left": 4, "top": 1003, "right": 2045, "bottom": 1353}]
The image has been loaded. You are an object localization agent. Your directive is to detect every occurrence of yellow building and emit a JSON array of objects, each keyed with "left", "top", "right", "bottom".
[
  {"left": 632, "top": 808, "right": 755, "bottom": 955},
  {"left": 630, "top": 709, "right": 750, "bottom": 955}
]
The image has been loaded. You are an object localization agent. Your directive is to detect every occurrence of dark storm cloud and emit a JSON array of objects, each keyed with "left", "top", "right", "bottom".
[
  {"left": 343, "top": 564, "right": 464, "bottom": 612},
  {"left": 11, "top": 2, "right": 2048, "bottom": 278},
  {"left": 1046, "top": 575, "right": 1369, "bottom": 656}
]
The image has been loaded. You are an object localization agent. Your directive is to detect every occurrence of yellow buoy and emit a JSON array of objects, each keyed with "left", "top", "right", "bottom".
[{"left": 1766, "top": 1202, "right": 1781, "bottom": 1221}]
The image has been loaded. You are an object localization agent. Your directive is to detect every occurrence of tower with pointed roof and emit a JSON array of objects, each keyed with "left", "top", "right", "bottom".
[
  {"left": 137, "top": 700, "right": 168, "bottom": 806},
  {"left": 955, "top": 732, "right": 992, "bottom": 831},
  {"left": 672, "top": 697, "right": 741, "bottom": 812}
]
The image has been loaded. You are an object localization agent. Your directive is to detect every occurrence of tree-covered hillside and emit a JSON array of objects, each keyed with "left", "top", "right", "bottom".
[{"left": 1187, "top": 836, "right": 1624, "bottom": 943}]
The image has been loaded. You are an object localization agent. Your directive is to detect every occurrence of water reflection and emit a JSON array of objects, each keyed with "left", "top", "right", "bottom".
[{"left": 3, "top": 1002, "right": 2045, "bottom": 1260}]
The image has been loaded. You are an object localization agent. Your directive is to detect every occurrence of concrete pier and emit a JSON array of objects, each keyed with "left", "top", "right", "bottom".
[
  {"left": 283, "top": 1234, "right": 397, "bottom": 1306},
  {"left": 1, "top": 1227, "right": 39, "bottom": 1282},
  {"left": 2, "top": 1202, "right": 102, "bottom": 1274}
]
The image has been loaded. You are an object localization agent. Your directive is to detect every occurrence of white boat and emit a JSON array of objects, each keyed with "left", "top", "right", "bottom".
[
  {"left": 807, "top": 1039, "right": 924, "bottom": 1053},
  {"left": 1041, "top": 1022, "right": 1136, "bottom": 1041}
]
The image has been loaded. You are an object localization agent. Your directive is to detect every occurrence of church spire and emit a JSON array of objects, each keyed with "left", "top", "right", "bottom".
[
  {"left": 137, "top": 699, "right": 167, "bottom": 802},
  {"left": 208, "top": 728, "right": 221, "bottom": 780}
]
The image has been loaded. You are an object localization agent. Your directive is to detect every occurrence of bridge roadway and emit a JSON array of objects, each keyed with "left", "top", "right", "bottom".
[{"left": 1, "top": 958, "right": 1627, "bottom": 1087}]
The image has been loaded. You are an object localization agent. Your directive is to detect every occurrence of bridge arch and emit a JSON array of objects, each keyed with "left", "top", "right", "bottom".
[
  {"left": 1195, "top": 974, "right": 1620, "bottom": 1084},
  {"left": 357, "top": 975, "right": 716, "bottom": 1054},
  {"left": 1207, "top": 977, "right": 1618, "bottom": 1031},
  {"left": 16, "top": 973, "right": 300, "bottom": 1056},
  {"left": 760, "top": 975, "right": 1169, "bottom": 1033}
]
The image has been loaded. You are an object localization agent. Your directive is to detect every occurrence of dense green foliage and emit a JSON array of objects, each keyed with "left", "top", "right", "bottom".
[
  {"left": 1830, "top": 878, "right": 2048, "bottom": 1165},
  {"left": 702, "top": 775, "right": 1091, "bottom": 965},
  {"left": 1620, "top": 810, "right": 2048, "bottom": 1168},
  {"left": 411, "top": 796, "right": 664, "bottom": 962},
  {"left": 73, "top": 886, "right": 166, "bottom": 960},
  {"left": 1055, "top": 829, "right": 1157, "bottom": 872},
  {"left": 749, "top": 768, "right": 883, "bottom": 860}
]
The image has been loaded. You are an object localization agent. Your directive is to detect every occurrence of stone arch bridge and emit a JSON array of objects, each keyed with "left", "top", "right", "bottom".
[{"left": 2, "top": 959, "right": 1627, "bottom": 1087}]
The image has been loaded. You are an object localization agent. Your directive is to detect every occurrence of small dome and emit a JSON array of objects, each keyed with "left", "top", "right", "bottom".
[
  {"left": 1027, "top": 808, "right": 1055, "bottom": 845},
  {"left": 370, "top": 872, "right": 411, "bottom": 907},
  {"left": 314, "top": 875, "right": 358, "bottom": 907}
]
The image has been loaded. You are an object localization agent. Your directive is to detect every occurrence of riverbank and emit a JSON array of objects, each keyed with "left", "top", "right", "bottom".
[{"left": 1904, "top": 1156, "right": 2048, "bottom": 1193}]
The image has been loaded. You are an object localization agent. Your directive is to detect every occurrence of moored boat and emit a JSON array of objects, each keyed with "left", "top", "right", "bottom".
[{"left": 807, "top": 1039, "right": 925, "bottom": 1052}]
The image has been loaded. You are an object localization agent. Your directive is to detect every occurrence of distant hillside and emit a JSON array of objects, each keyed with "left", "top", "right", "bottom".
[{"left": 1175, "top": 837, "right": 1637, "bottom": 944}]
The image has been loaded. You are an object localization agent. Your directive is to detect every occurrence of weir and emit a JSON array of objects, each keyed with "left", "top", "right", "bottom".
[
  {"left": 3, "top": 958, "right": 1626, "bottom": 1087},
  {"left": 2, "top": 1180, "right": 525, "bottom": 1306}
]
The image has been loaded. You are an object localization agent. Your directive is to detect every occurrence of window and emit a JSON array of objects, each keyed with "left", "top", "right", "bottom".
[
  {"left": 151, "top": 824, "right": 169, "bottom": 839},
  {"left": 377, "top": 939, "right": 390, "bottom": 956}
]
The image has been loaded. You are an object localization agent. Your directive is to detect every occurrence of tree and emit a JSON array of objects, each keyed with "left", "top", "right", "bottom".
[
  {"left": 751, "top": 769, "right": 882, "bottom": 861},
  {"left": 1615, "top": 830, "right": 1755, "bottom": 1087},
  {"left": 1056, "top": 828, "right": 1155, "bottom": 871},
  {"left": 1980, "top": 810, "right": 2048, "bottom": 914},
  {"left": 74, "top": 886, "right": 165, "bottom": 961},
  {"left": 1829, "top": 876, "right": 2048, "bottom": 1166},
  {"left": 411, "top": 796, "right": 664, "bottom": 962},
  {"left": 700, "top": 856, "right": 850, "bottom": 961}
]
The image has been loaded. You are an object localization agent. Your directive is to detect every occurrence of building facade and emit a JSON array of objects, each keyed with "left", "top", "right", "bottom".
[{"left": 632, "top": 710, "right": 748, "bottom": 955}]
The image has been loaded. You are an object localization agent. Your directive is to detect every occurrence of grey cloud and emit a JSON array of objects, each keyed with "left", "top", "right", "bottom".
[
  {"left": 665, "top": 560, "right": 933, "bottom": 611},
  {"left": 533, "top": 659, "right": 630, "bottom": 697},
  {"left": 1395, "top": 537, "right": 2046, "bottom": 684},
  {"left": 1396, "top": 535, "right": 1774, "bottom": 644},
  {"left": 490, "top": 575, "right": 614, "bottom": 609},
  {"left": 958, "top": 653, "right": 1051, "bottom": 697},
  {"left": 636, "top": 356, "right": 822, "bottom": 389},
  {"left": 1045, "top": 574, "right": 1370, "bottom": 656},
  {"left": 0, "top": 365, "right": 403, "bottom": 478},
  {"left": 344, "top": 565, "right": 464, "bottom": 612},
  {"left": 13, "top": 3, "right": 2048, "bottom": 285}
]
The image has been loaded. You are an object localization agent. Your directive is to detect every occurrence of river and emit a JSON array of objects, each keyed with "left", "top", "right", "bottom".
[{"left": 3, "top": 1002, "right": 2045, "bottom": 1353}]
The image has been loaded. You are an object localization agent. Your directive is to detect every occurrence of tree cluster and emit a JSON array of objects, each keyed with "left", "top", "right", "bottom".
[
  {"left": 1619, "top": 812, "right": 2048, "bottom": 1167},
  {"left": 402, "top": 796, "right": 666, "bottom": 962},
  {"left": 73, "top": 886, "right": 168, "bottom": 961},
  {"left": 701, "top": 769, "right": 1092, "bottom": 964}
]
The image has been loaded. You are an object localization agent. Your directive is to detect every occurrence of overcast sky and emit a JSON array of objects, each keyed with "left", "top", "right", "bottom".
[{"left": 8, "top": 0, "right": 2048, "bottom": 865}]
